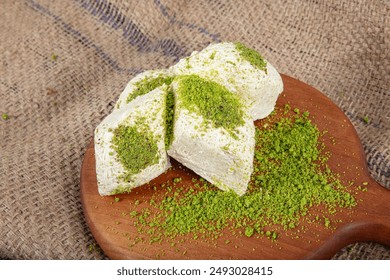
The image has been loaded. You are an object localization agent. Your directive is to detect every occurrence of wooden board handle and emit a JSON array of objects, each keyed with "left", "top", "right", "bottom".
[
  {"left": 354, "top": 179, "right": 390, "bottom": 246},
  {"left": 307, "top": 179, "right": 390, "bottom": 259}
]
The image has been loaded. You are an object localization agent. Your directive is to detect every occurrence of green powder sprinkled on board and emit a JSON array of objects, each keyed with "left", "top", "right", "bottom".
[
  {"left": 245, "top": 227, "right": 254, "bottom": 237},
  {"left": 235, "top": 42, "right": 267, "bottom": 73},
  {"left": 111, "top": 122, "right": 159, "bottom": 182},
  {"left": 125, "top": 108, "right": 358, "bottom": 244},
  {"left": 176, "top": 75, "right": 245, "bottom": 136},
  {"left": 127, "top": 75, "right": 173, "bottom": 103}
]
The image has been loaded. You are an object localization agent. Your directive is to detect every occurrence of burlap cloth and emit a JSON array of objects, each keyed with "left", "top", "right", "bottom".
[{"left": 0, "top": 0, "right": 389, "bottom": 260}]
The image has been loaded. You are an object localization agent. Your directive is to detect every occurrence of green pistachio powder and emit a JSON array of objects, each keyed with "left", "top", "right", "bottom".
[
  {"left": 2, "top": 113, "right": 9, "bottom": 120},
  {"left": 235, "top": 41, "right": 267, "bottom": 73},
  {"left": 126, "top": 75, "right": 174, "bottom": 104},
  {"left": 111, "top": 121, "right": 159, "bottom": 184},
  {"left": 125, "top": 108, "right": 359, "bottom": 246},
  {"left": 164, "top": 89, "right": 175, "bottom": 150},
  {"left": 105, "top": 42, "right": 362, "bottom": 248},
  {"left": 177, "top": 75, "right": 245, "bottom": 138}
]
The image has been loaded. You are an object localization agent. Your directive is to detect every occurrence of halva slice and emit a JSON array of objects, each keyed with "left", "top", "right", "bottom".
[
  {"left": 95, "top": 86, "right": 171, "bottom": 196},
  {"left": 167, "top": 75, "right": 255, "bottom": 196},
  {"left": 172, "top": 42, "right": 283, "bottom": 120},
  {"left": 115, "top": 69, "right": 174, "bottom": 111}
]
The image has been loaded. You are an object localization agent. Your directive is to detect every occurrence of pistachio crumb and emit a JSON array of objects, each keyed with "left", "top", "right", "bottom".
[{"left": 2, "top": 113, "right": 9, "bottom": 120}]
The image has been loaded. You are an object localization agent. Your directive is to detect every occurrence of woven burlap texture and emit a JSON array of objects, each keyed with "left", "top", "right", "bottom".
[{"left": 0, "top": 0, "right": 389, "bottom": 259}]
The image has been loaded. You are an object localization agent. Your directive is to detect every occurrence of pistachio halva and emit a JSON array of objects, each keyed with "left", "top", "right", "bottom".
[
  {"left": 95, "top": 86, "right": 171, "bottom": 195},
  {"left": 94, "top": 42, "right": 283, "bottom": 196},
  {"left": 172, "top": 42, "right": 283, "bottom": 120},
  {"left": 115, "top": 69, "right": 174, "bottom": 111},
  {"left": 167, "top": 75, "right": 255, "bottom": 196}
]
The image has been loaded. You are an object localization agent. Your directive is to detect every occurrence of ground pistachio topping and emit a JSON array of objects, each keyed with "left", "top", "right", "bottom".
[
  {"left": 127, "top": 75, "right": 173, "bottom": 103},
  {"left": 176, "top": 74, "right": 245, "bottom": 137},
  {"left": 111, "top": 119, "right": 159, "bottom": 182},
  {"left": 111, "top": 185, "right": 133, "bottom": 195},
  {"left": 235, "top": 42, "right": 267, "bottom": 73},
  {"left": 164, "top": 88, "right": 175, "bottom": 149},
  {"left": 122, "top": 106, "right": 360, "bottom": 246}
]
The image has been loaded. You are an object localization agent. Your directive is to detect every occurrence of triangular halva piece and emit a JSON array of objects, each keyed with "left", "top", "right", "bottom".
[
  {"left": 167, "top": 75, "right": 255, "bottom": 196},
  {"left": 95, "top": 85, "right": 171, "bottom": 196},
  {"left": 172, "top": 42, "right": 283, "bottom": 120},
  {"left": 115, "top": 69, "right": 173, "bottom": 111}
]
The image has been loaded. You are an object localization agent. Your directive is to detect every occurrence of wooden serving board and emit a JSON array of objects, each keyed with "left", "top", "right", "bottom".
[{"left": 80, "top": 75, "right": 390, "bottom": 259}]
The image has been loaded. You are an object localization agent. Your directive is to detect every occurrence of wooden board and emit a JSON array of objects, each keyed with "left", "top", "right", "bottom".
[{"left": 80, "top": 75, "right": 390, "bottom": 259}]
